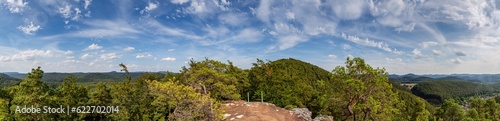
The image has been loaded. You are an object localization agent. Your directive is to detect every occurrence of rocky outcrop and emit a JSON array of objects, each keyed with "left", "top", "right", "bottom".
[
  {"left": 292, "top": 108, "right": 312, "bottom": 121},
  {"left": 222, "top": 101, "right": 333, "bottom": 121}
]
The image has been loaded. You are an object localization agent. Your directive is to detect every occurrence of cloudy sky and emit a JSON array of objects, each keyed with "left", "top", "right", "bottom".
[{"left": 1, "top": 0, "right": 500, "bottom": 74}]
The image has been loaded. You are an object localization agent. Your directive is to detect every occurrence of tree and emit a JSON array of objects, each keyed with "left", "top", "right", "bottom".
[
  {"left": 8, "top": 67, "right": 53, "bottom": 120},
  {"left": 327, "top": 57, "right": 399, "bottom": 120},
  {"left": 484, "top": 98, "right": 499, "bottom": 120},
  {"left": 0, "top": 98, "right": 10, "bottom": 121},
  {"left": 88, "top": 82, "right": 112, "bottom": 120},
  {"left": 110, "top": 63, "right": 153, "bottom": 120},
  {"left": 467, "top": 97, "right": 486, "bottom": 119},
  {"left": 54, "top": 76, "right": 89, "bottom": 120},
  {"left": 436, "top": 99, "right": 465, "bottom": 121},
  {"left": 180, "top": 58, "right": 241, "bottom": 100},
  {"left": 146, "top": 80, "right": 223, "bottom": 121}
]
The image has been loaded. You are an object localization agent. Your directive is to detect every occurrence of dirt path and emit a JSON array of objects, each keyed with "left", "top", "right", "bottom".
[{"left": 222, "top": 101, "right": 303, "bottom": 121}]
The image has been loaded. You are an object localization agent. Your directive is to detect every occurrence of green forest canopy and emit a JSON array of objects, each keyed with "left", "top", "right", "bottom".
[{"left": 0, "top": 57, "right": 499, "bottom": 120}]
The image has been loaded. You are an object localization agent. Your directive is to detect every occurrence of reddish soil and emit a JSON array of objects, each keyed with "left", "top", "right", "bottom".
[{"left": 222, "top": 101, "right": 303, "bottom": 121}]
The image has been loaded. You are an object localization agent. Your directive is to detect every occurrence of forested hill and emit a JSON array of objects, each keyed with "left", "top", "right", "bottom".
[
  {"left": 0, "top": 73, "right": 21, "bottom": 87},
  {"left": 411, "top": 80, "right": 500, "bottom": 104},
  {"left": 2, "top": 72, "right": 165, "bottom": 81},
  {"left": 389, "top": 74, "right": 498, "bottom": 84},
  {"left": 0, "top": 72, "right": 167, "bottom": 87}
]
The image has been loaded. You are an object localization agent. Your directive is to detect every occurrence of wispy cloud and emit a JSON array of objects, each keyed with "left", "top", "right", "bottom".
[
  {"left": 136, "top": 53, "right": 152, "bottom": 58},
  {"left": 0, "top": 49, "right": 52, "bottom": 62},
  {"left": 80, "top": 53, "right": 92, "bottom": 59},
  {"left": 84, "top": 44, "right": 102, "bottom": 51},
  {"left": 328, "top": 54, "right": 337, "bottom": 59},
  {"left": 140, "top": 2, "right": 159, "bottom": 14},
  {"left": 123, "top": 47, "right": 135, "bottom": 51},
  {"left": 341, "top": 33, "right": 402, "bottom": 54},
  {"left": 4, "top": 0, "right": 28, "bottom": 13},
  {"left": 161, "top": 57, "right": 176, "bottom": 61},
  {"left": 18, "top": 22, "right": 41, "bottom": 35},
  {"left": 100, "top": 53, "right": 120, "bottom": 61}
]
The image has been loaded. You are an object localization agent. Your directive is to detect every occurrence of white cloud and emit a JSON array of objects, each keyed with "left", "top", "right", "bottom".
[
  {"left": 168, "top": 49, "right": 175, "bottom": 51},
  {"left": 329, "top": 0, "right": 365, "bottom": 20},
  {"left": 453, "top": 50, "right": 467, "bottom": 56},
  {"left": 343, "top": 44, "right": 351, "bottom": 50},
  {"left": 286, "top": 11, "right": 295, "bottom": 20},
  {"left": 188, "top": 1, "right": 207, "bottom": 13},
  {"left": 328, "top": 54, "right": 337, "bottom": 59},
  {"left": 219, "top": 13, "right": 248, "bottom": 26},
  {"left": 277, "top": 35, "right": 307, "bottom": 50},
  {"left": 432, "top": 49, "right": 442, "bottom": 56},
  {"left": 5, "top": 0, "right": 28, "bottom": 13},
  {"left": 0, "top": 49, "right": 52, "bottom": 62},
  {"left": 232, "top": 28, "right": 262, "bottom": 43},
  {"left": 85, "top": 43, "right": 102, "bottom": 50},
  {"left": 171, "top": 0, "right": 189, "bottom": 4},
  {"left": 124, "top": 47, "right": 135, "bottom": 51},
  {"left": 256, "top": 0, "right": 272, "bottom": 23},
  {"left": 80, "top": 53, "right": 92, "bottom": 59},
  {"left": 100, "top": 53, "right": 120, "bottom": 60},
  {"left": 386, "top": 58, "right": 403, "bottom": 62},
  {"left": 146, "top": 2, "right": 158, "bottom": 11},
  {"left": 58, "top": 4, "right": 72, "bottom": 18},
  {"left": 64, "top": 50, "right": 73, "bottom": 55},
  {"left": 412, "top": 49, "right": 421, "bottom": 56},
  {"left": 395, "top": 23, "right": 416, "bottom": 32},
  {"left": 63, "top": 60, "right": 80, "bottom": 63},
  {"left": 17, "top": 22, "right": 41, "bottom": 35},
  {"left": 161, "top": 57, "right": 176, "bottom": 61},
  {"left": 58, "top": 4, "right": 82, "bottom": 21},
  {"left": 141, "top": 2, "right": 159, "bottom": 14},
  {"left": 423, "top": 0, "right": 496, "bottom": 29},
  {"left": 449, "top": 58, "right": 463, "bottom": 64},
  {"left": 84, "top": 0, "right": 92, "bottom": 10},
  {"left": 136, "top": 53, "right": 152, "bottom": 58},
  {"left": 73, "top": 8, "right": 81, "bottom": 21},
  {"left": 341, "top": 33, "right": 401, "bottom": 54},
  {"left": 412, "top": 48, "right": 428, "bottom": 59},
  {"left": 419, "top": 41, "right": 439, "bottom": 48}
]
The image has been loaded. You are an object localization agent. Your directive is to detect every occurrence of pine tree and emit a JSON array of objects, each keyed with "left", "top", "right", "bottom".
[
  {"left": 436, "top": 99, "right": 465, "bottom": 121},
  {"left": 9, "top": 67, "right": 53, "bottom": 120},
  {"left": 54, "top": 76, "right": 89, "bottom": 120},
  {"left": 88, "top": 82, "right": 112, "bottom": 120}
]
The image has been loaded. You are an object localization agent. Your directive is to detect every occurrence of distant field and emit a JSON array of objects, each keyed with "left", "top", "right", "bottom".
[{"left": 400, "top": 83, "right": 417, "bottom": 89}]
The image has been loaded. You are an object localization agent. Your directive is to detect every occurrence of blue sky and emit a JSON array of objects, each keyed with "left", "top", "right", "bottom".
[{"left": 1, "top": 0, "right": 500, "bottom": 74}]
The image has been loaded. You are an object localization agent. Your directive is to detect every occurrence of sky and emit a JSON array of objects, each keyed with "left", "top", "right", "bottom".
[{"left": 1, "top": 0, "right": 500, "bottom": 74}]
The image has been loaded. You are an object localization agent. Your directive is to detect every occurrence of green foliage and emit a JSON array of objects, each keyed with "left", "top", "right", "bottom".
[
  {"left": 8, "top": 67, "right": 53, "bottom": 120},
  {"left": 54, "top": 76, "right": 89, "bottom": 120},
  {"left": 324, "top": 57, "right": 399, "bottom": 120},
  {"left": 146, "top": 80, "right": 223, "bottom": 120},
  {"left": 436, "top": 99, "right": 465, "bottom": 121},
  {"left": 4, "top": 58, "right": 500, "bottom": 121},
  {"left": 88, "top": 82, "right": 112, "bottom": 120},
  {"left": 109, "top": 79, "right": 153, "bottom": 120},
  {"left": 411, "top": 80, "right": 497, "bottom": 104},
  {"left": 0, "top": 73, "right": 21, "bottom": 87},
  {"left": 180, "top": 58, "right": 242, "bottom": 100},
  {"left": 0, "top": 98, "right": 11, "bottom": 121},
  {"left": 248, "top": 58, "right": 331, "bottom": 115}
]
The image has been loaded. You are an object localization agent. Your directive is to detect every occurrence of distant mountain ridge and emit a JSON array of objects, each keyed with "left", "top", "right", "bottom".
[
  {"left": 0, "top": 72, "right": 170, "bottom": 87},
  {"left": 0, "top": 73, "right": 22, "bottom": 87},
  {"left": 390, "top": 73, "right": 500, "bottom": 84}
]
